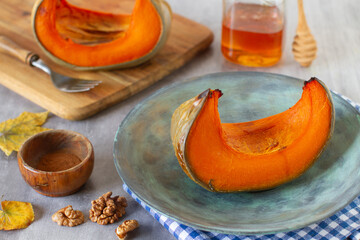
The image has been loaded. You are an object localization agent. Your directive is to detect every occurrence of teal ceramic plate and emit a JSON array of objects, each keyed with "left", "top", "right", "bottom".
[{"left": 114, "top": 72, "right": 360, "bottom": 235}]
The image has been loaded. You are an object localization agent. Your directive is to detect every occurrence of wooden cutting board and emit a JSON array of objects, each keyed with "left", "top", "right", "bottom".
[{"left": 0, "top": 0, "right": 213, "bottom": 120}]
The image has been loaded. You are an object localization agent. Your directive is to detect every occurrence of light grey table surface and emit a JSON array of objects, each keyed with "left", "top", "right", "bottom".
[{"left": 1, "top": 0, "right": 360, "bottom": 239}]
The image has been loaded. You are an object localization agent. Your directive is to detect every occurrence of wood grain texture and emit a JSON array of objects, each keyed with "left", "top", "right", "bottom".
[
  {"left": 17, "top": 130, "right": 94, "bottom": 197},
  {"left": 0, "top": 0, "right": 213, "bottom": 120},
  {"left": 0, "top": 35, "right": 37, "bottom": 65}
]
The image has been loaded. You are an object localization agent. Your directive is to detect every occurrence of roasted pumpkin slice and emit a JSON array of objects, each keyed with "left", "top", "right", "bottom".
[
  {"left": 31, "top": 0, "right": 172, "bottom": 70},
  {"left": 171, "top": 77, "right": 335, "bottom": 192}
]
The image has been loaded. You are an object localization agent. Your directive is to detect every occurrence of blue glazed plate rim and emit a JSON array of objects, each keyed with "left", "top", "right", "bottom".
[{"left": 113, "top": 71, "right": 360, "bottom": 235}]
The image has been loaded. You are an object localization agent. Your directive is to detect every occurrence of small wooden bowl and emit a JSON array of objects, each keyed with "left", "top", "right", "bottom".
[{"left": 17, "top": 129, "right": 94, "bottom": 197}]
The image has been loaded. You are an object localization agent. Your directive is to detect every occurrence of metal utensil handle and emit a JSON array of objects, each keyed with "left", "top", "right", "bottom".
[{"left": 0, "top": 35, "right": 39, "bottom": 66}]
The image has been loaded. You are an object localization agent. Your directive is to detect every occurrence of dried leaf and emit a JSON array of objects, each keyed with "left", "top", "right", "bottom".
[
  {"left": 0, "top": 111, "right": 51, "bottom": 156},
  {"left": 0, "top": 200, "right": 35, "bottom": 230}
]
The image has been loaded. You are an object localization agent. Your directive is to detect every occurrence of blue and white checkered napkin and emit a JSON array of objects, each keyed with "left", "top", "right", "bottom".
[
  {"left": 123, "top": 184, "right": 360, "bottom": 240},
  {"left": 123, "top": 94, "right": 360, "bottom": 240}
]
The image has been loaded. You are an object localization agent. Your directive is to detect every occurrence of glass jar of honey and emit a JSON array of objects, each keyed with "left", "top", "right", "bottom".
[{"left": 221, "top": 0, "right": 285, "bottom": 67}]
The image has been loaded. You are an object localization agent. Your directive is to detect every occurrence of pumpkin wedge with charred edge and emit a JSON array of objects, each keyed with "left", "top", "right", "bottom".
[
  {"left": 31, "top": 0, "right": 172, "bottom": 70},
  {"left": 171, "top": 77, "right": 335, "bottom": 192}
]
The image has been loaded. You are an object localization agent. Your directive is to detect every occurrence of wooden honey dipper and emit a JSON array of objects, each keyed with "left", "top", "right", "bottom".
[{"left": 292, "top": 0, "right": 317, "bottom": 67}]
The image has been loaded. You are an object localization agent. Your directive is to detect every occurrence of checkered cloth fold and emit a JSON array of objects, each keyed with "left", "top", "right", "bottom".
[
  {"left": 123, "top": 184, "right": 360, "bottom": 240},
  {"left": 123, "top": 93, "right": 360, "bottom": 240}
]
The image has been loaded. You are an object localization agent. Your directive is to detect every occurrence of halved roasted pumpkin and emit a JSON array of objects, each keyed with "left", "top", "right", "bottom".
[
  {"left": 171, "top": 78, "right": 335, "bottom": 192},
  {"left": 31, "top": 0, "right": 172, "bottom": 70}
]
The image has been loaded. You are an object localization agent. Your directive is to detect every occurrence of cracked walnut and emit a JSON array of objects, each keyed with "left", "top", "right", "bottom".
[
  {"left": 89, "top": 192, "right": 127, "bottom": 225},
  {"left": 116, "top": 220, "right": 139, "bottom": 240},
  {"left": 52, "top": 205, "right": 84, "bottom": 227}
]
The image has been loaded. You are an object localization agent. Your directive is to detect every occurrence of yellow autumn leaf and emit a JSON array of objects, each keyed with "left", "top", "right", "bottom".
[
  {"left": 0, "top": 111, "right": 51, "bottom": 156},
  {"left": 0, "top": 200, "right": 35, "bottom": 230}
]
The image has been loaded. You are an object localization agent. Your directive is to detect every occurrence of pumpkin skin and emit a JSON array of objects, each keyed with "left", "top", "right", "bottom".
[
  {"left": 171, "top": 78, "right": 335, "bottom": 192},
  {"left": 31, "top": 0, "right": 172, "bottom": 70}
]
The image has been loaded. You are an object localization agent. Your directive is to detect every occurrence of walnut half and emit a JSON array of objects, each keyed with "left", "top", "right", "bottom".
[
  {"left": 89, "top": 192, "right": 127, "bottom": 225},
  {"left": 52, "top": 205, "right": 84, "bottom": 227},
  {"left": 115, "top": 220, "right": 139, "bottom": 240}
]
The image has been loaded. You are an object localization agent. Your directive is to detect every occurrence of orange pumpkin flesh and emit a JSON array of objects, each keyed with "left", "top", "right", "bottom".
[
  {"left": 171, "top": 78, "right": 334, "bottom": 192},
  {"left": 32, "top": 0, "right": 169, "bottom": 69},
  {"left": 55, "top": 0, "right": 132, "bottom": 44}
]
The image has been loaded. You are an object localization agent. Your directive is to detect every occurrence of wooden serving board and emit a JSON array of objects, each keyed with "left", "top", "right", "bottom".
[{"left": 0, "top": 0, "right": 213, "bottom": 120}]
